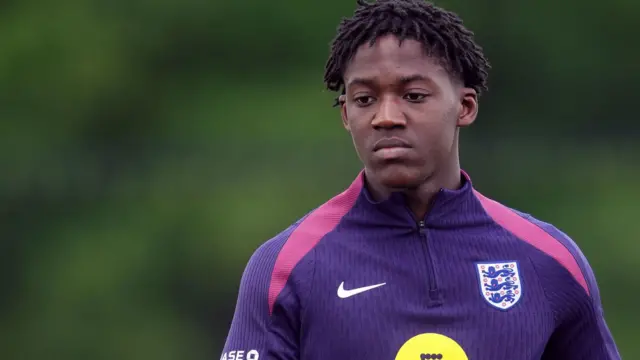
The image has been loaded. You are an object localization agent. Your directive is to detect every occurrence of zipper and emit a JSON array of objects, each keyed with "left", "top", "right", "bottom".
[{"left": 418, "top": 220, "right": 442, "bottom": 306}]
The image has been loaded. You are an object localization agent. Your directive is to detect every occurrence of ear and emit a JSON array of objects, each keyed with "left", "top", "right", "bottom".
[
  {"left": 457, "top": 88, "right": 478, "bottom": 127},
  {"left": 339, "top": 95, "right": 350, "bottom": 131}
]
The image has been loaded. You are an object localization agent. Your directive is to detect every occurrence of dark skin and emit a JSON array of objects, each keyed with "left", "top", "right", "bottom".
[{"left": 339, "top": 34, "right": 479, "bottom": 220}]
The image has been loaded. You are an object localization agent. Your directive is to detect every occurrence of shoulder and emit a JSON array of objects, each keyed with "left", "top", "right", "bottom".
[
  {"left": 473, "top": 190, "right": 596, "bottom": 299},
  {"left": 248, "top": 215, "right": 309, "bottom": 267},
  {"left": 509, "top": 210, "right": 595, "bottom": 295},
  {"left": 244, "top": 176, "right": 363, "bottom": 314},
  {"left": 243, "top": 216, "right": 308, "bottom": 282},
  {"left": 237, "top": 217, "right": 308, "bottom": 306}
]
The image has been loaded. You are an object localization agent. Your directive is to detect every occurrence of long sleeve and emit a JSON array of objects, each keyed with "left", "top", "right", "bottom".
[
  {"left": 533, "top": 227, "right": 621, "bottom": 359},
  {"left": 506, "top": 212, "right": 622, "bottom": 359},
  {"left": 221, "top": 232, "right": 303, "bottom": 360},
  {"left": 542, "top": 258, "right": 620, "bottom": 359}
]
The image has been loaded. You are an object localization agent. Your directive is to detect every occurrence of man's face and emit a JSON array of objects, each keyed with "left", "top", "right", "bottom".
[{"left": 340, "top": 34, "right": 478, "bottom": 190}]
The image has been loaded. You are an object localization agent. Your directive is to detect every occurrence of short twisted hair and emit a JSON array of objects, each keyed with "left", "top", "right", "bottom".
[{"left": 324, "top": 0, "right": 490, "bottom": 106}]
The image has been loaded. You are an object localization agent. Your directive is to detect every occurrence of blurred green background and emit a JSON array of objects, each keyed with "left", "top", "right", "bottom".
[{"left": 2, "top": 0, "right": 638, "bottom": 358}]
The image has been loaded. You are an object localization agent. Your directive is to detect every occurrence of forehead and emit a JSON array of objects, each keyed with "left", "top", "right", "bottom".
[{"left": 343, "top": 34, "right": 448, "bottom": 84}]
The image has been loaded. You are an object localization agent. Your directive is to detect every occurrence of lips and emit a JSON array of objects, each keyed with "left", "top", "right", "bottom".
[{"left": 373, "top": 137, "right": 412, "bottom": 151}]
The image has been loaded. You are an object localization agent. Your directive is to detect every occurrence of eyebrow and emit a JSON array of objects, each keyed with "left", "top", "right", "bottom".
[{"left": 346, "top": 74, "right": 433, "bottom": 88}]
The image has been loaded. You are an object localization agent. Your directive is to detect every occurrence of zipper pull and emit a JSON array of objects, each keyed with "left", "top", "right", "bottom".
[{"left": 418, "top": 220, "right": 426, "bottom": 233}]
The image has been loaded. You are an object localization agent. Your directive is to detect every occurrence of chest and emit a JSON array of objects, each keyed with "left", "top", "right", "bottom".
[{"left": 300, "top": 234, "right": 555, "bottom": 360}]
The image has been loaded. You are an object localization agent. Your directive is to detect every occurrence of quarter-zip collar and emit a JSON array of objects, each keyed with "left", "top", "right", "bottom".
[{"left": 349, "top": 169, "right": 486, "bottom": 229}]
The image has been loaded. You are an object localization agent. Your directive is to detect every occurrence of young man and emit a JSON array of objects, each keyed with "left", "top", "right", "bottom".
[{"left": 221, "top": 0, "right": 621, "bottom": 359}]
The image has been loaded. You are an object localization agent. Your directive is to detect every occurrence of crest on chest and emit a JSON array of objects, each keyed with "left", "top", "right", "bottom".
[{"left": 475, "top": 261, "right": 522, "bottom": 310}]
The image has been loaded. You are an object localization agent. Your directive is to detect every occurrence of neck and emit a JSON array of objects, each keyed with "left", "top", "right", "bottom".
[
  {"left": 365, "top": 160, "right": 462, "bottom": 221},
  {"left": 404, "top": 164, "right": 462, "bottom": 220}
]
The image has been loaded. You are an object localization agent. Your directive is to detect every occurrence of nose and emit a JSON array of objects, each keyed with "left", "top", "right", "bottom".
[{"left": 371, "top": 96, "right": 406, "bottom": 129}]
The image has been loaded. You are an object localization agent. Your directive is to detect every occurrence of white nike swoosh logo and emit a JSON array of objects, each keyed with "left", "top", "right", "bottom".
[{"left": 337, "top": 281, "right": 386, "bottom": 299}]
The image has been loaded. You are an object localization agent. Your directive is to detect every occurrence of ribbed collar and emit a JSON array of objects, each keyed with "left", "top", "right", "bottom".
[{"left": 345, "top": 169, "right": 486, "bottom": 229}]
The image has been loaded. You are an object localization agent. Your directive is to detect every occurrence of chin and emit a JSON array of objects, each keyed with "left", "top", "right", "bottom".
[{"left": 374, "top": 164, "right": 425, "bottom": 190}]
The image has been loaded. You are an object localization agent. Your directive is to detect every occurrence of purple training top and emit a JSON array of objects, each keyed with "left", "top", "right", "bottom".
[{"left": 221, "top": 171, "right": 620, "bottom": 360}]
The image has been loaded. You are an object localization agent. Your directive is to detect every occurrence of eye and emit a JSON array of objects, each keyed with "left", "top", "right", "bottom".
[
  {"left": 404, "top": 92, "right": 427, "bottom": 102},
  {"left": 354, "top": 95, "right": 375, "bottom": 106}
]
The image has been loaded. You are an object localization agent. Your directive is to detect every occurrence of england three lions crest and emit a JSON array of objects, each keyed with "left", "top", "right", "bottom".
[{"left": 476, "top": 261, "right": 522, "bottom": 310}]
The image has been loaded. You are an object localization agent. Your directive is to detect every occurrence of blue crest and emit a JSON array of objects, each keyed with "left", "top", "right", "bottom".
[{"left": 475, "top": 261, "right": 522, "bottom": 310}]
